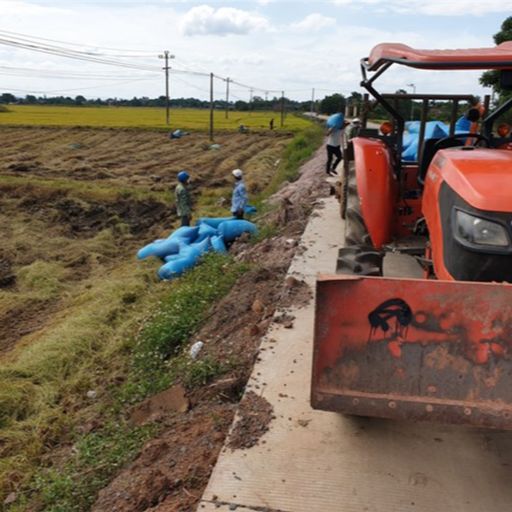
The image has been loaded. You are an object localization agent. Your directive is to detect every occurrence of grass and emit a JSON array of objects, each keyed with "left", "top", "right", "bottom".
[
  {"left": 0, "top": 105, "right": 311, "bottom": 132},
  {"left": 263, "top": 122, "right": 323, "bottom": 196},
  {"left": 1, "top": 253, "right": 247, "bottom": 511}
]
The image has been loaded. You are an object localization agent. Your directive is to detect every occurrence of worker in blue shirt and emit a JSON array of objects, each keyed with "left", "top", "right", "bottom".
[{"left": 231, "top": 168, "right": 248, "bottom": 219}]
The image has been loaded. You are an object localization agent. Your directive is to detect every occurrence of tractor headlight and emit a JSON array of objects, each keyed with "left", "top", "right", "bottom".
[{"left": 454, "top": 210, "right": 509, "bottom": 247}]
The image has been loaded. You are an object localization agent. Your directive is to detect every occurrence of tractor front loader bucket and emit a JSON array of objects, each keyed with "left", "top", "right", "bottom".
[{"left": 312, "top": 275, "right": 512, "bottom": 429}]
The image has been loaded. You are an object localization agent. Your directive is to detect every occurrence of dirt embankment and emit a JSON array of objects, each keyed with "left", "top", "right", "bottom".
[{"left": 91, "top": 145, "right": 329, "bottom": 512}]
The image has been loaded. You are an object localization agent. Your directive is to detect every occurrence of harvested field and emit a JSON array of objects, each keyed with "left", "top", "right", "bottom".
[
  {"left": 0, "top": 126, "right": 290, "bottom": 353},
  {"left": 0, "top": 128, "right": 292, "bottom": 362}
]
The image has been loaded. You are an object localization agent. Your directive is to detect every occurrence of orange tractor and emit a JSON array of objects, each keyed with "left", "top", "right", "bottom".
[{"left": 312, "top": 43, "right": 512, "bottom": 429}]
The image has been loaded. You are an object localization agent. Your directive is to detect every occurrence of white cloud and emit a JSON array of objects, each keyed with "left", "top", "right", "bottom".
[
  {"left": 180, "top": 5, "right": 269, "bottom": 36},
  {"left": 331, "top": 0, "right": 511, "bottom": 16},
  {"left": 291, "top": 13, "right": 336, "bottom": 32}
]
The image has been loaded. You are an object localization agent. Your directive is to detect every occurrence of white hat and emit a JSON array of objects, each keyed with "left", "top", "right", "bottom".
[
  {"left": 352, "top": 118, "right": 361, "bottom": 124},
  {"left": 232, "top": 169, "right": 243, "bottom": 179}
]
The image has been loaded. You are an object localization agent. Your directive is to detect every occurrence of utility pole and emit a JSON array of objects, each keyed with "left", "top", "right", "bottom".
[
  {"left": 209, "top": 72, "right": 214, "bottom": 141},
  {"left": 407, "top": 82, "right": 416, "bottom": 120},
  {"left": 225, "top": 77, "right": 230, "bottom": 119},
  {"left": 158, "top": 50, "right": 175, "bottom": 125},
  {"left": 249, "top": 88, "right": 253, "bottom": 111},
  {"left": 265, "top": 91, "right": 268, "bottom": 102},
  {"left": 311, "top": 87, "right": 315, "bottom": 115},
  {"left": 280, "top": 90, "right": 285, "bottom": 128}
]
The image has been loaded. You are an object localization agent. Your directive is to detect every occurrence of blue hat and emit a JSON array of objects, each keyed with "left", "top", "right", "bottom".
[{"left": 177, "top": 170, "right": 190, "bottom": 183}]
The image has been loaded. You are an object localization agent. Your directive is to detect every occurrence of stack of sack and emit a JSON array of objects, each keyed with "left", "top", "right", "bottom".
[
  {"left": 402, "top": 117, "right": 475, "bottom": 161},
  {"left": 137, "top": 216, "right": 258, "bottom": 280}
]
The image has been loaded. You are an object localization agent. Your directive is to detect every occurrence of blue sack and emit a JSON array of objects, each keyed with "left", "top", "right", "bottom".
[
  {"left": 244, "top": 205, "right": 257, "bottom": 215},
  {"left": 158, "top": 244, "right": 202, "bottom": 280},
  {"left": 164, "top": 254, "right": 182, "bottom": 263},
  {"left": 211, "top": 235, "right": 227, "bottom": 254},
  {"left": 137, "top": 238, "right": 180, "bottom": 260},
  {"left": 195, "top": 223, "right": 218, "bottom": 243},
  {"left": 196, "top": 216, "right": 235, "bottom": 228},
  {"left": 168, "top": 226, "right": 199, "bottom": 241},
  {"left": 326, "top": 113, "right": 344, "bottom": 129},
  {"left": 188, "top": 237, "right": 210, "bottom": 255},
  {"left": 218, "top": 220, "right": 258, "bottom": 243},
  {"left": 455, "top": 115, "right": 471, "bottom": 133}
]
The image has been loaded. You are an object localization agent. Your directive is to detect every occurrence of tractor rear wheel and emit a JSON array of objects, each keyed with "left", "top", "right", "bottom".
[{"left": 337, "top": 162, "right": 384, "bottom": 276}]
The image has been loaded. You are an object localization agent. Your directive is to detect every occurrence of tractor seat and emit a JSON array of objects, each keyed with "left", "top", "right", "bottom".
[{"left": 418, "top": 137, "right": 464, "bottom": 185}]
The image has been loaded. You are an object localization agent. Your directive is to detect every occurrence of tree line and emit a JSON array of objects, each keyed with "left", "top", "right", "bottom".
[{"left": 0, "top": 91, "right": 353, "bottom": 114}]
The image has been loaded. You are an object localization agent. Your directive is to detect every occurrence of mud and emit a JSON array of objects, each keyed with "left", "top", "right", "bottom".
[{"left": 227, "top": 391, "right": 274, "bottom": 450}]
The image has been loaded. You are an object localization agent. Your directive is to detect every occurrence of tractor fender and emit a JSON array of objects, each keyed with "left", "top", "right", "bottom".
[{"left": 352, "top": 137, "right": 397, "bottom": 248}]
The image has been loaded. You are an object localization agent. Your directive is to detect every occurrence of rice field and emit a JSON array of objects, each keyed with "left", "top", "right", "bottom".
[{"left": 0, "top": 105, "right": 311, "bottom": 131}]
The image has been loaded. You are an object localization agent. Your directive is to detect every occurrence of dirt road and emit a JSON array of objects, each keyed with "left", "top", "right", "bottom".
[{"left": 199, "top": 187, "right": 512, "bottom": 511}]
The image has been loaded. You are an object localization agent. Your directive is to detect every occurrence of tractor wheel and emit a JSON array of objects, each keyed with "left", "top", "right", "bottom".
[
  {"left": 336, "top": 246, "right": 383, "bottom": 276},
  {"left": 337, "top": 163, "right": 384, "bottom": 276},
  {"left": 345, "top": 163, "right": 371, "bottom": 246}
]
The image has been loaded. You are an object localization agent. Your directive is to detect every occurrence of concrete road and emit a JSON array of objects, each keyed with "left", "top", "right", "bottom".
[{"left": 198, "top": 194, "right": 512, "bottom": 512}]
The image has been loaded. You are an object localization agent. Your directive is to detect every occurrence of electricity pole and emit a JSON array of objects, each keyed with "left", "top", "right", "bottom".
[
  {"left": 280, "top": 90, "right": 285, "bottom": 128},
  {"left": 249, "top": 88, "right": 253, "bottom": 111},
  {"left": 209, "top": 72, "right": 214, "bottom": 141},
  {"left": 158, "top": 50, "right": 175, "bottom": 125},
  {"left": 311, "top": 87, "right": 315, "bottom": 115},
  {"left": 225, "top": 77, "right": 230, "bottom": 119}
]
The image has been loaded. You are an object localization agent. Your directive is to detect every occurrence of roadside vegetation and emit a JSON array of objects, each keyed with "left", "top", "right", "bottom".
[{"left": 0, "top": 117, "right": 323, "bottom": 510}]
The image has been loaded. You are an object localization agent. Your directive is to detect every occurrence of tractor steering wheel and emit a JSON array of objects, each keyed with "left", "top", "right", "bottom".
[{"left": 433, "top": 133, "right": 490, "bottom": 151}]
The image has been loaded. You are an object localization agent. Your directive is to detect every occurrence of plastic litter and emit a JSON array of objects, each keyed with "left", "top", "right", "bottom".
[
  {"left": 189, "top": 341, "right": 204, "bottom": 359},
  {"left": 244, "top": 205, "right": 257, "bottom": 215}
]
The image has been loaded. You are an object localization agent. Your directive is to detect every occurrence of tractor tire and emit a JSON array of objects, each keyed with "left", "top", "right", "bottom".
[
  {"left": 337, "top": 163, "right": 384, "bottom": 277},
  {"left": 345, "top": 163, "right": 371, "bottom": 246},
  {"left": 336, "top": 246, "right": 383, "bottom": 276}
]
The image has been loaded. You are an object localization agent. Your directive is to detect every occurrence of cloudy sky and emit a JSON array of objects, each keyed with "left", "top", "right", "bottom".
[{"left": 0, "top": 0, "right": 510, "bottom": 101}]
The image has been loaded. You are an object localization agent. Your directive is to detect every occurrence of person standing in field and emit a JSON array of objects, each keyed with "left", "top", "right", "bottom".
[
  {"left": 231, "top": 169, "right": 248, "bottom": 219},
  {"left": 325, "top": 114, "right": 348, "bottom": 176},
  {"left": 175, "top": 170, "right": 192, "bottom": 226}
]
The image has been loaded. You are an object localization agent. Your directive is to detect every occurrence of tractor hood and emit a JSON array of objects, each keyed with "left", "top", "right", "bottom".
[{"left": 432, "top": 148, "right": 512, "bottom": 213}]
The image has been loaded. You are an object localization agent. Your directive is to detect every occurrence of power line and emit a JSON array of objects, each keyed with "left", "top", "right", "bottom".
[
  {"left": 0, "top": 77, "right": 156, "bottom": 95},
  {"left": 0, "top": 28, "right": 158, "bottom": 55},
  {"left": 0, "top": 65, "right": 159, "bottom": 80}
]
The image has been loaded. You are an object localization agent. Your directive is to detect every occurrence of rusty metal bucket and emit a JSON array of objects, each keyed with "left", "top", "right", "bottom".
[{"left": 311, "top": 275, "right": 512, "bottom": 429}]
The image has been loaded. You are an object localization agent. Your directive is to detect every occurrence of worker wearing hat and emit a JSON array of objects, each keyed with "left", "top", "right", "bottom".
[
  {"left": 175, "top": 170, "right": 192, "bottom": 226},
  {"left": 231, "top": 169, "right": 248, "bottom": 219},
  {"left": 347, "top": 118, "right": 362, "bottom": 141}
]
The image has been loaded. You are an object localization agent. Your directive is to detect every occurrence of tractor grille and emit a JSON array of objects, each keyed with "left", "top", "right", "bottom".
[{"left": 440, "top": 181, "right": 512, "bottom": 282}]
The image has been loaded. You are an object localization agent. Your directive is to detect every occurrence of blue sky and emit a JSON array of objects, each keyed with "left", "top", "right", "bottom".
[{"left": 0, "top": 0, "right": 510, "bottom": 101}]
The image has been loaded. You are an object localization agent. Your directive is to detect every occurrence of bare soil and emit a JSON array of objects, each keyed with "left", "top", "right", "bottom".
[{"left": 91, "top": 144, "right": 329, "bottom": 512}]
